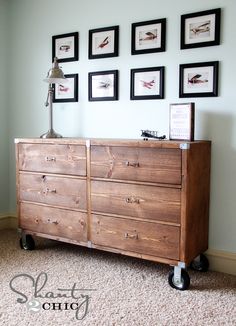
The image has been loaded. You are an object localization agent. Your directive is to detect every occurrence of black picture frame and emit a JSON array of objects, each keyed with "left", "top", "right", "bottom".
[
  {"left": 88, "top": 26, "right": 119, "bottom": 59},
  {"left": 130, "top": 67, "right": 164, "bottom": 100},
  {"left": 88, "top": 70, "right": 118, "bottom": 101},
  {"left": 181, "top": 8, "right": 221, "bottom": 49},
  {"left": 131, "top": 18, "right": 166, "bottom": 55},
  {"left": 52, "top": 32, "right": 79, "bottom": 63},
  {"left": 53, "top": 74, "right": 78, "bottom": 102},
  {"left": 179, "top": 61, "right": 219, "bottom": 98},
  {"left": 169, "top": 102, "right": 195, "bottom": 141}
]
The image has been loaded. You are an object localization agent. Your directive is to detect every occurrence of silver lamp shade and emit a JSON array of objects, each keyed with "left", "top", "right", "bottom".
[{"left": 44, "top": 57, "right": 67, "bottom": 84}]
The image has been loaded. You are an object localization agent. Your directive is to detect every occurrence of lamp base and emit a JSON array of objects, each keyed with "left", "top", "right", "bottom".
[{"left": 40, "top": 129, "right": 62, "bottom": 138}]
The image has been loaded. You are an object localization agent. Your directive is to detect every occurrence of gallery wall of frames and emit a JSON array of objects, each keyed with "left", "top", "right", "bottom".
[{"left": 51, "top": 8, "right": 221, "bottom": 103}]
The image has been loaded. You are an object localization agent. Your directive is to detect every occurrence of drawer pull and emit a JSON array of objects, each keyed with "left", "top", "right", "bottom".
[
  {"left": 45, "top": 188, "right": 57, "bottom": 194},
  {"left": 47, "top": 218, "right": 58, "bottom": 225},
  {"left": 45, "top": 156, "right": 56, "bottom": 162},
  {"left": 126, "top": 161, "right": 139, "bottom": 168},
  {"left": 124, "top": 232, "right": 138, "bottom": 240},
  {"left": 126, "top": 197, "right": 140, "bottom": 204}
]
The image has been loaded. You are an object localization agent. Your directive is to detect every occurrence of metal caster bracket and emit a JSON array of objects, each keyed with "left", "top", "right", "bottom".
[{"left": 173, "top": 262, "right": 186, "bottom": 285}]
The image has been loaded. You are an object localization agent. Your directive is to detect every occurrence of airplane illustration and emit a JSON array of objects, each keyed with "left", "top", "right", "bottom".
[
  {"left": 188, "top": 74, "right": 208, "bottom": 84},
  {"left": 139, "top": 31, "right": 157, "bottom": 42},
  {"left": 190, "top": 22, "right": 210, "bottom": 35},
  {"left": 98, "top": 36, "right": 109, "bottom": 49},
  {"left": 140, "top": 80, "right": 155, "bottom": 89},
  {"left": 59, "top": 85, "right": 69, "bottom": 92},
  {"left": 59, "top": 45, "right": 70, "bottom": 52},
  {"left": 98, "top": 81, "right": 110, "bottom": 88}
]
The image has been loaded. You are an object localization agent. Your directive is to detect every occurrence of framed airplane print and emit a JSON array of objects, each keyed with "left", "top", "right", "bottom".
[
  {"left": 131, "top": 18, "right": 166, "bottom": 55},
  {"left": 88, "top": 70, "right": 118, "bottom": 101},
  {"left": 88, "top": 26, "right": 119, "bottom": 59},
  {"left": 53, "top": 74, "right": 78, "bottom": 102},
  {"left": 181, "top": 8, "right": 221, "bottom": 49},
  {"left": 130, "top": 66, "right": 164, "bottom": 100},
  {"left": 52, "top": 32, "right": 79, "bottom": 63},
  {"left": 169, "top": 102, "right": 195, "bottom": 141},
  {"left": 179, "top": 61, "right": 219, "bottom": 97}
]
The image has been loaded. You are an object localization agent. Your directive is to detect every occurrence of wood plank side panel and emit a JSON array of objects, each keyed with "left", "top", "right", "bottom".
[
  {"left": 19, "top": 173, "right": 87, "bottom": 210},
  {"left": 19, "top": 143, "right": 86, "bottom": 176},
  {"left": 20, "top": 203, "right": 87, "bottom": 242},
  {"left": 91, "top": 146, "right": 181, "bottom": 184},
  {"left": 15, "top": 143, "right": 20, "bottom": 228},
  {"left": 180, "top": 142, "right": 211, "bottom": 264},
  {"left": 91, "top": 180, "right": 181, "bottom": 223},
  {"left": 91, "top": 214, "right": 180, "bottom": 260}
]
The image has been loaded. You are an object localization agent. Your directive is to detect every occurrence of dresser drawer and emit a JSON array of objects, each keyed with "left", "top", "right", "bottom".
[
  {"left": 91, "top": 214, "right": 179, "bottom": 260},
  {"left": 91, "top": 146, "right": 181, "bottom": 184},
  {"left": 20, "top": 203, "right": 87, "bottom": 242},
  {"left": 18, "top": 143, "right": 86, "bottom": 176},
  {"left": 91, "top": 180, "right": 180, "bottom": 223},
  {"left": 19, "top": 173, "right": 87, "bottom": 210}
]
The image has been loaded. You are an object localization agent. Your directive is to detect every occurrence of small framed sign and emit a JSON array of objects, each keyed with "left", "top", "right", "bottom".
[{"left": 169, "top": 103, "right": 195, "bottom": 141}]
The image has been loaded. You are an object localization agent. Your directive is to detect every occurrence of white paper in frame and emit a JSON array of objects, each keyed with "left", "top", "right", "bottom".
[{"left": 169, "top": 103, "right": 195, "bottom": 141}]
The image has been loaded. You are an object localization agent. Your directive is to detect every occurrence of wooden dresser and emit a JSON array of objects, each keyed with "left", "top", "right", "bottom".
[{"left": 15, "top": 138, "right": 211, "bottom": 290}]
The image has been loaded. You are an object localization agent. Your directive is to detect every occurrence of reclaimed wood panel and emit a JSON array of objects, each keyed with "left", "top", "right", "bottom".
[
  {"left": 19, "top": 173, "right": 87, "bottom": 210},
  {"left": 20, "top": 202, "right": 87, "bottom": 242},
  {"left": 91, "top": 214, "right": 180, "bottom": 260},
  {"left": 91, "top": 146, "right": 181, "bottom": 184},
  {"left": 91, "top": 180, "right": 181, "bottom": 223},
  {"left": 19, "top": 143, "right": 86, "bottom": 176}
]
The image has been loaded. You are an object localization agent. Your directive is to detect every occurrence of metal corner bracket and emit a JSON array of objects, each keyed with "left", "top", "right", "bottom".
[{"left": 180, "top": 143, "right": 190, "bottom": 150}]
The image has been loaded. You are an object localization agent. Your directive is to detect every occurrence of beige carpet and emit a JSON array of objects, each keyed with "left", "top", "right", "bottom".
[{"left": 0, "top": 229, "right": 236, "bottom": 326}]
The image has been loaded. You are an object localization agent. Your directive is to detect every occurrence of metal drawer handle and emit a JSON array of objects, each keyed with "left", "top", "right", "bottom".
[
  {"left": 126, "top": 197, "right": 140, "bottom": 204},
  {"left": 45, "top": 188, "right": 57, "bottom": 194},
  {"left": 45, "top": 156, "right": 56, "bottom": 162},
  {"left": 124, "top": 232, "right": 138, "bottom": 240},
  {"left": 126, "top": 161, "right": 139, "bottom": 167},
  {"left": 47, "top": 218, "right": 58, "bottom": 225}
]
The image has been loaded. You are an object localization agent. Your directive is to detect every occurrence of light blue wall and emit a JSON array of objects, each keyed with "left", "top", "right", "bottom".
[
  {"left": 5, "top": 0, "right": 236, "bottom": 252},
  {"left": 0, "top": 0, "right": 9, "bottom": 213}
]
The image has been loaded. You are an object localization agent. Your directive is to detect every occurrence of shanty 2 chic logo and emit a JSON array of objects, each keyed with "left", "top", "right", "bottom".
[{"left": 9, "top": 272, "right": 96, "bottom": 321}]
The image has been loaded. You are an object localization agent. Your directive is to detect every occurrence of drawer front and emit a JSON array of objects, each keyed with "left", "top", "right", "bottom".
[
  {"left": 91, "top": 214, "right": 179, "bottom": 260},
  {"left": 19, "top": 173, "right": 87, "bottom": 210},
  {"left": 20, "top": 203, "right": 87, "bottom": 242},
  {"left": 18, "top": 143, "right": 86, "bottom": 176},
  {"left": 91, "top": 180, "right": 180, "bottom": 223},
  {"left": 91, "top": 146, "right": 181, "bottom": 184}
]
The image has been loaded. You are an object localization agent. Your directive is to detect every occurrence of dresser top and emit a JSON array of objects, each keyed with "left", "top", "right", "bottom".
[{"left": 15, "top": 137, "right": 211, "bottom": 149}]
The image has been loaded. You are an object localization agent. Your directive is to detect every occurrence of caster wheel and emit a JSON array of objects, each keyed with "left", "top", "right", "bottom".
[
  {"left": 190, "top": 254, "right": 209, "bottom": 272},
  {"left": 20, "top": 235, "right": 35, "bottom": 250},
  {"left": 168, "top": 269, "right": 190, "bottom": 291}
]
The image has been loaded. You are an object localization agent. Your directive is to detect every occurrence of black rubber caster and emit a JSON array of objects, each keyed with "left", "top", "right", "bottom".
[
  {"left": 168, "top": 269, "right": 190, "bottom": 290},
  {"left": 190, "top": 254, "right": 209, "bottom": 272},
  {"left": 20, "top": 235, "right": 35, "bottom": 250}
]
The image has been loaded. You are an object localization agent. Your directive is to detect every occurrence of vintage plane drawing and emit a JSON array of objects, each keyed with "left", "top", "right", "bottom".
[
  {"left": 190, "top": 22, "right": 210, "bottom": 35},
  {"left": 59, "top": 85, "right": 69, "bottom": 92},
  {"left": 59, "top": 45, "right": 70, "bottom": 52},
  {"left": 139, "top": 31, "right": 157, "bottom": 42},
  {"left": 97, "top": 81, "right": 111, "bottom": 89},
  {"left": 140, "top": 79, "right": 155, "bottom": 89},
  {"left": 188, "top": 74, "right": 208, "bottom": 84},
  {"left": 98, "top": 36, "right": 109, "bottom": 49}
]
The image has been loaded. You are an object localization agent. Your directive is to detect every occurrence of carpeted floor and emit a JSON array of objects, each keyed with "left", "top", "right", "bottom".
[{"left": 0, "top": 229, "right": 236, "bottom": 326}]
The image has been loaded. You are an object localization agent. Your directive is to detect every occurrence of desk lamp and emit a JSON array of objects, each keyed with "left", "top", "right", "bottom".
[{"left": 40, "top": 57, "right": 67, "bottom": 138}]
